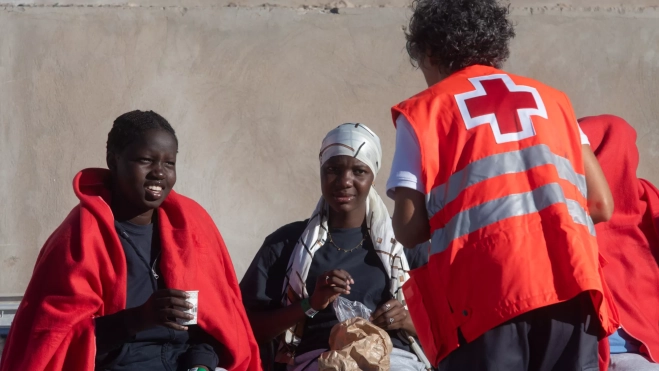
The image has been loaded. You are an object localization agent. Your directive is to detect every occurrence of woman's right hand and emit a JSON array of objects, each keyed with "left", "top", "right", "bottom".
[
  {"left": 132, "top": 289, "right": 194, "bottom": 332},
  {"left": 309, "top": 269, "right": 354, "bottom": 310}
]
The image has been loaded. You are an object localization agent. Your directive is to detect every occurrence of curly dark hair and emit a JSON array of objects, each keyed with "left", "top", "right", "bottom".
[
  {"left": 106, "top": 110, "right": 177, "bottom": 154},
  {"left": 406, "top": 0, "right": 515, "bottom": 74}
]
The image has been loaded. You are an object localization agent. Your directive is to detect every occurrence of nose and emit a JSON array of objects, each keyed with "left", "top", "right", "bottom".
[
  {"left": 338, "top": 169, "right": 354, "bottom": 188},
  {"left": 150, "top": 162, "right": 166, "bottom": 180}
]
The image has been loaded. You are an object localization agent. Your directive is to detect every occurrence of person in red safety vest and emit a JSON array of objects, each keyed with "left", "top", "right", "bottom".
[{"left": 386, "top": 0, "right": 620, "bottom": 370}]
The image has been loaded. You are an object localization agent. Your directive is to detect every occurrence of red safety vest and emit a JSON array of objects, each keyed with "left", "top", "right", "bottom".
[{"left": 394, "top": 65, "right": 618, "bottom": 366}]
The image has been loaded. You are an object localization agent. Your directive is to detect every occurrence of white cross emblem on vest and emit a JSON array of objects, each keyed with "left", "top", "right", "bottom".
[{"left": 454, "top": 74, "right": 548, "bottom": 144}]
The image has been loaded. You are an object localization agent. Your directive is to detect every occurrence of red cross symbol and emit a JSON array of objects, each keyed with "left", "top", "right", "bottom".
[{"left": 455, "top": 74, "right": 547, "bottom": 143}]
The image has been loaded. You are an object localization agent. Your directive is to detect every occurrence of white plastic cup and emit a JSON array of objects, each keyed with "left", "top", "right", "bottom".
[{"left": 177, "top": 290, "right": 198, "bottom": 325}]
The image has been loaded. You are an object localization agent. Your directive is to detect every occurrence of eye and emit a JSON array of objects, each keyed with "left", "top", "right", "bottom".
[
  {"left": 354, "top": 169, "right": 367, "bottom": 175},
  {"left": 139, "top": 158, "right": 153, "bottom": 164},
  {"left": 165, "top": 161, "right": 176, "bottom": 167}
]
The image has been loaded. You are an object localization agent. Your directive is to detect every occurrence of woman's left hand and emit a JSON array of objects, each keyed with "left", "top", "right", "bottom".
[{"left": 370, "top": 299, "right": 415, "bottom": 335}]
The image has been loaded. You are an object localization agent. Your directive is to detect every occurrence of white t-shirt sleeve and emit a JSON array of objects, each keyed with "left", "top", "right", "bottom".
[
  {"left": 386, "top": 115, "right": 425, "bottom": 199},
  {"left": 579, "top": 125, "right": 590, "bottom": 145}
]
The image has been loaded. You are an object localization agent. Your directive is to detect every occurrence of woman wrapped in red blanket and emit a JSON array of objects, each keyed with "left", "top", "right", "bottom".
[
  {"left": 579, "top": 115, "right": 659, "bottom": 371},
  {"left": 0, "top": 110, "right": 261, "bottom": 371}
]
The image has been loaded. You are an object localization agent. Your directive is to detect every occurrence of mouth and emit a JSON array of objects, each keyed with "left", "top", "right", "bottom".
[
  {"left": 332, "top": 193, "right": 356, "bottom": 204},
  {"left": 144, "top": 184, "right": 165, "bottom": 200}
]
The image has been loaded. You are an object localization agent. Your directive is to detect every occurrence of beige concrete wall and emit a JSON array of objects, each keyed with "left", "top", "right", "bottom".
[{"left": 1, "top": 1, "right": 658, "bottom": 294}]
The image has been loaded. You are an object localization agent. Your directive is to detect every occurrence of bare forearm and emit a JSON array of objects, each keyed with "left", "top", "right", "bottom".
[
  {"left": 394, "top": 222, "right": 430, "bottom": 248},
  {"left": 583, "top": 144, "right": 614, "bottom": 223},
  {"left": 247, "top": 303, "right": 307, "bottom": 344},
  {"left": 393, "top": 188, "right": 431, "bottom": 247},
  {"left": 590, "top": 206, "right": 612, "bottom": 224},
  {"left": 248, "top": 270, "right": 353, "bottom": 343}
]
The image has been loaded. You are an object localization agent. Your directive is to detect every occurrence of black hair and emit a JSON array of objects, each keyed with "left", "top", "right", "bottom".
[
  {"left": 406, "top": 0, "right": 515, "bottom": 74},
  {"left": 106, "top": 110, "right": 178, "bottom": 154}
]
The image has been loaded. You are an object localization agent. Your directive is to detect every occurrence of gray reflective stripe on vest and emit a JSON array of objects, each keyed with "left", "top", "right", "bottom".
[
  {"left": 426, "top": 144, "right": 587, "bottom": 218},
  {"left": 429, "top": 182, "right": 595, "bottom": 255}
]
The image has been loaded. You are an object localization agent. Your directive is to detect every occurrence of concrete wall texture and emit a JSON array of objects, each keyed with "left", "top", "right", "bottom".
[{"left": 1, "top": 0, "right": 658, "bottom": 294}]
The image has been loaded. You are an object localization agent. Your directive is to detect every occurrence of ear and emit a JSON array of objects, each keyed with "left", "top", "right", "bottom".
[{"left": 106, "top": 152, "right": 117, "bottom": 172}]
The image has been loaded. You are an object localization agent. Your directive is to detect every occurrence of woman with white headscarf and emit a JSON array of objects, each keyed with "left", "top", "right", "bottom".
[{"left": 240, "top": 123, "right": 430, "bottom": 371}]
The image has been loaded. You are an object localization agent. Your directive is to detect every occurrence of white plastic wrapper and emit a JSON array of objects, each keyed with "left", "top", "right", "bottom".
[{"left": 332, "top": 296, "right": 373, "bottom": 323}]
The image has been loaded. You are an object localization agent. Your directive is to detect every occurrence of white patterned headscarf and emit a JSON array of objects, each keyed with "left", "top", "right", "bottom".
[{"left": 276, "top": 123, "right": 411, "bottom": 363}]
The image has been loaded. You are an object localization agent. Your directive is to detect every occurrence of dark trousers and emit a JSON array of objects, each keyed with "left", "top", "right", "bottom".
[{"left": 438, "top": 292, "right": 600, "bottom": 371}]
